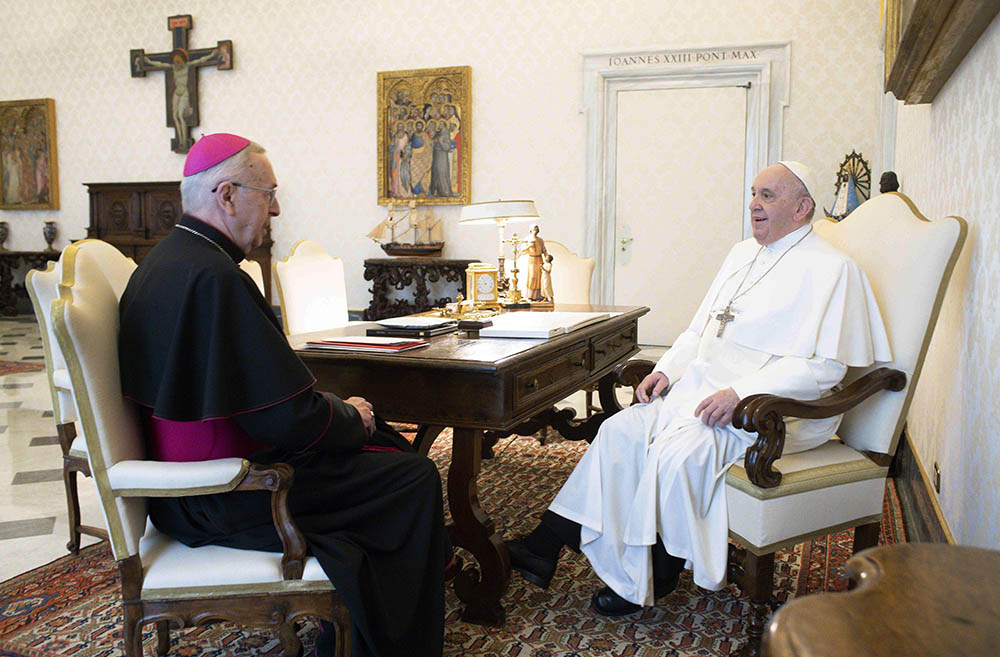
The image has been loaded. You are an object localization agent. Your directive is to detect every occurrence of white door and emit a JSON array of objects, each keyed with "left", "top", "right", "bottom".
[{"left": 613, "top": 85, "right": 747, "bottom": 346}]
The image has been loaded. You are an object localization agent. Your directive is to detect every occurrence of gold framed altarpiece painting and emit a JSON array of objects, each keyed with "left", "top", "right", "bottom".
[
  {"left": 377, "top": 66, "right": 470, "bottom": 206},
  {"left": 1, "top": 98, "right": 59, "bottom": 210}
]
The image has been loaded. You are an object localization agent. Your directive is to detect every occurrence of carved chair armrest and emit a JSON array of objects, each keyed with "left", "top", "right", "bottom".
[
  {"left": 233, "top": 462, "right": 309, "bottom": 580},
  {"left": 732, "top": 367, "right": 907, "bottom": 489},
  {"left": 608, "top": 358, "right": 657, "bottom": 412},
  {"left": 110, "top": 459, "right": 308, "bottom": 581}
]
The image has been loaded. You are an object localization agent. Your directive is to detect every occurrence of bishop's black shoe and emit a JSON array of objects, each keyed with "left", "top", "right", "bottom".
[
  {"left": 591, "top": 586, "right": 642, "bottom": 616},
  {"left": 653, "top": 569, "right": 681, "bottom": 599},
  {"left": 505, "top": 537, "right": 557, "bottom": 589}
]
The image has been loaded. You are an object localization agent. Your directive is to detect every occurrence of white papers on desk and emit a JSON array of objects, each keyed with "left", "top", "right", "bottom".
[{"left": 478, "top": 311, "right": 610, "bottom": 339}]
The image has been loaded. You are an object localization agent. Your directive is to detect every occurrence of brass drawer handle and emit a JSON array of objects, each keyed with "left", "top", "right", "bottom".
[
  {"left": 594, "top": 348, "right": 607, "bottom": 356},
  {"left": 572, "top": 357, "right": 586, "bottom": 367},
  {"left": 525, "top": 378, "right": 539, "bottom": 390}
]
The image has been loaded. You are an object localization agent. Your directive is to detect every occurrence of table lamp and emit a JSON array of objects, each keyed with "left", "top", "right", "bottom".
[{"left": 459, "top": 200, "right": 539, "bottom": 297}]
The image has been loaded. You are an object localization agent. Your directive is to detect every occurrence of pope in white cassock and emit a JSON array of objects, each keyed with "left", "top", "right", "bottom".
[{"left": 506, "top": 161, "right": 892, "bottom": 616}]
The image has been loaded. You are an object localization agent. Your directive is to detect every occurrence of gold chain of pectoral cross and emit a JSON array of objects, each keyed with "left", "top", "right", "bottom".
[{"left": 711, "top": 226, "right": 813, "bottom": 338}]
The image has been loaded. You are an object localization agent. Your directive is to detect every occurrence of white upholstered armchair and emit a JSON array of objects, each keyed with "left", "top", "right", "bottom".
[
  {"left": 273, "top": 240, "right": 369, "bottom": 335},
  {"left": 610, "top": 192, "right": 966, "bottom": 656},
  {"left": 27, "top": 258, "right": 128, "bottom": 552},
  {"left": 51, "top": 239, "right": 349, "bottom": 657},
  {"left": 510, "top": 239, "right": 595, "bottom": 304}
]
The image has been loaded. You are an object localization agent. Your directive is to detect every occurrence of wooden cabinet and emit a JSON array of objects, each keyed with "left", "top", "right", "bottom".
[{"left": 84, "top": 181, "right": 273, "bottom": 301}]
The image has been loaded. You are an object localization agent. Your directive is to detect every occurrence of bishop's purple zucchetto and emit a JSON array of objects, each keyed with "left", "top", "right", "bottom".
[{"left": 183, "top": 133, "right": 251, "bottom": 177}]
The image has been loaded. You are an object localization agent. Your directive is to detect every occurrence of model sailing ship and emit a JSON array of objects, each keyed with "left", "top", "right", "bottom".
[{"left": 367, "top": 200, "right": 444, "bottom": 256}]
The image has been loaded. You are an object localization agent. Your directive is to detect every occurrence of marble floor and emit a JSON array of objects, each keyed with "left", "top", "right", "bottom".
[
  {"left": 0, "top": 312, "right": 664, "bottom": 583},
  {"left": 0, "top": 315, "right": 102, "bottom": 582}
]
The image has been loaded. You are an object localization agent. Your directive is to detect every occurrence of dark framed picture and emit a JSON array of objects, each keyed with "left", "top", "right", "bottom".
[
  {"left": 1, "top": 98, "right": 59, "bottom": 210},
  {"left": 377, "top": 66, "right": 470, "bottom": 206}
]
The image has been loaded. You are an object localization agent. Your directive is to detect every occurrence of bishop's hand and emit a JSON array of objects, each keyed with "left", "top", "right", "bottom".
[
  {"left": 694, "top": 387, "right": 740, "bottom": 427},
  {"left": 345, "top": 396, "right": 375, "bottom": 437},
  {"left": 636, "top": 371, "right": 670, "bottom": 403}
]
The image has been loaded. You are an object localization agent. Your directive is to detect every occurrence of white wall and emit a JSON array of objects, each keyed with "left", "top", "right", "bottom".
[
  {"left": 893, "top": 15, "right": 1000, "bottom": 548},
  {"left": 0, "top": 0, "right": 881, "bottom": 308}
]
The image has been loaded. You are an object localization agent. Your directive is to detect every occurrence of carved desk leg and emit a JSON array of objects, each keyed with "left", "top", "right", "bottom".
[{"left": 448, "top": 426, "right": 509, "bottom": 626}]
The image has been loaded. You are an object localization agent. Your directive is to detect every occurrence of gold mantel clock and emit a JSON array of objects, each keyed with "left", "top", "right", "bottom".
[{"left": 465, "top": 262, "right": 500, "bottom": 309}]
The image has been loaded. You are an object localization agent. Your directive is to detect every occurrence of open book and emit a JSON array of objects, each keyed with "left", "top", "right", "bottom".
[
  {"left": 478, "top": 311, "right": 610, "bottom": 339},
  {"left": 304, "top": 336, "right": 429, "bottom": 353}
]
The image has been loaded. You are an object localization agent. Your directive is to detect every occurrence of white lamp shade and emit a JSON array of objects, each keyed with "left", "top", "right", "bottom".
[{"left": 459, "top": 200, "right": 539, "bottom": 225}]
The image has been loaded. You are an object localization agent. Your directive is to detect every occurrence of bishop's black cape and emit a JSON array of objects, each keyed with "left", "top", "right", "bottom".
[{"left": 118, "top": 215, "right": 448, "bottom": 657}]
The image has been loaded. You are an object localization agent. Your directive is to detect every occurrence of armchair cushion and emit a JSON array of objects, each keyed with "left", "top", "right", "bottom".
[
  {"left": 107, "top": 458, "right": 250, "bottom": 496},
  {"left": 139, "top": 522, "right": 331, "bottom": 595},
  {"left": 727, "top": 439, "right": 887, "bottom": 553}
]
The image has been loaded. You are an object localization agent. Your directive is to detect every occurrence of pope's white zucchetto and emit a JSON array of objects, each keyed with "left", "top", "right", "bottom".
[{"left": 777, "top": 160, "right": 819, "bottom": 204}]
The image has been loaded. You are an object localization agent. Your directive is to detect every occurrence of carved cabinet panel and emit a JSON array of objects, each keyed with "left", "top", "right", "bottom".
[{"left": 85, "top": 181, "right": 272, "bottom": 301}]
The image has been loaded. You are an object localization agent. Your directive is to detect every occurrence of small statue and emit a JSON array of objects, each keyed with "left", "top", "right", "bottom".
[
  {"left": 523, "top": 224, "right": 548, "bottom": 301},
  {"left": 540, "top": 254, "right": 554, "bottom": 302},
  {"left": 879, "top": 171, "right": 899, "bottom": 194}
]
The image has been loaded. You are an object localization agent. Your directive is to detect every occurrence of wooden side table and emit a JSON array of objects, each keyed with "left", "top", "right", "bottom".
[
  {"left": 0, "top": 251, "right": 60, "bottom": 315},
  {"left": 765, "top": 543, "right": 1000, "bottom": 657},
  {"left": 363, "top": 257, "right": 476, "bottom": 320}
]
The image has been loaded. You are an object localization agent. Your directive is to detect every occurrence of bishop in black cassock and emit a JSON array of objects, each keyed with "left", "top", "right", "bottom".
[{"left": 118, "top": 133, "right": 449, "bottom": 657}]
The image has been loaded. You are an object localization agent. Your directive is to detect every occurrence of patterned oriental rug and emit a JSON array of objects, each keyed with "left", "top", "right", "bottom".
[
  {"left": 0, "top": 430, "right": 904, "bottom": 657},
  {"left": 0, "top": 360, "right": 44, "bottom": 376}
]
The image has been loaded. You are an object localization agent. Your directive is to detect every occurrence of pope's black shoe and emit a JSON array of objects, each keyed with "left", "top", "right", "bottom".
[
  {"left": 505, "top": 537, "right": 557, "bottom": 589},
  {"left": 591, "top": 586, "right": 642, "bottom": 616}
]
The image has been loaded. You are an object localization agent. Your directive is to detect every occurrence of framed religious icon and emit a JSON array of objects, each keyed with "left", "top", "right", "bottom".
[
  {"left": 377, "top": 66, "right": 470, "bottom": 206},
  {"left": 0, "top": 98, "right": 59, "bottom": 210}
]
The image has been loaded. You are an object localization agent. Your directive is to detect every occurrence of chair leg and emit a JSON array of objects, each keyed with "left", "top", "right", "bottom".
[
  {"left": 156, "top": 620, "right": 170, "bottom": 656},
  {"left": 122, "top": 605, "right": 143, "bottom": 657},
  {"left": 63, "top": 463, "right": 82, "bottom": 554},
  {"left": 853, "top": 521, "right": 881, "bottom": 554},
  {"left": 737, "top": 550, "right": 774, "bottom": 657},
  {"left": 277, "top": 621, "right": 302, "bottom": 657}
]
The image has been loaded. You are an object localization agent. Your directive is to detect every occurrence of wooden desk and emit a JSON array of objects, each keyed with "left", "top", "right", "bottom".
[
  {"left": 293, "top": 305, "right": 648, "bottom": 625},
  {"left": 764, "top": 543, "right": 1000, "bottom": 657}
]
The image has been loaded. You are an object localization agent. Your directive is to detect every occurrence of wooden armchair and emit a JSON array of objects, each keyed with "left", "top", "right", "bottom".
[
  {"left": 51, "top": 240, "right": 350, "bottom": 657},
  {"left": 609, "top": 193, "right": 966, "bottom": 656}
]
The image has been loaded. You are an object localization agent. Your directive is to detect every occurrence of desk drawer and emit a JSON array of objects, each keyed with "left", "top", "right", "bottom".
[
  {"left": 592, "top": 324, "right": 637, "bottom": 372},
  {"left": 514, "top": 341, "right": 590, "bottom": 410}
]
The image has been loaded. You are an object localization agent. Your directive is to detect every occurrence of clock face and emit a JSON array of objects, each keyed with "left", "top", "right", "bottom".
[{"left": 476, "top": 273, "right": 495, "bottom": 298}]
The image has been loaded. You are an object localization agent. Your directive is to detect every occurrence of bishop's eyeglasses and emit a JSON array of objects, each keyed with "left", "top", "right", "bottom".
[{"left": 212, "top": 181, "right": 278, "bottom": 204}]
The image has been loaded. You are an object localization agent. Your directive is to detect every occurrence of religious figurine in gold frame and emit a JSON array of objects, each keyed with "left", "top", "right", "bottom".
[{"left": 377, "top": 66, "right": 471, "bottom": 206}]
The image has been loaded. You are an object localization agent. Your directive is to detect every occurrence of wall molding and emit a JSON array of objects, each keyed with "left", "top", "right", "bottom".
[{"left": 891, "top": 429, "right": 953, "bottom": 543}]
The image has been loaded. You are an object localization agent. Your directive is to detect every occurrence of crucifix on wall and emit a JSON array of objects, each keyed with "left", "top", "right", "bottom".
[{"left": 130, "top": 14, "right": 233, "bottom": 153}]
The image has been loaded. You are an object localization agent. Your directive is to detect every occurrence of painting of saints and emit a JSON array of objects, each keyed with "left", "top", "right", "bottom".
[
  {"left": 0, "top": 99, "right": 58, "bottom": 209},
  {"left": 378, "top": 66, "right": 469, "bottom": 204}
]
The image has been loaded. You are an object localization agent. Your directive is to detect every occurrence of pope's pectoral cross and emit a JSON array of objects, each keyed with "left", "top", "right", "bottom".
[
  {"left": 131, "top": 14, "right": 233, "bottom": 154},
  {"left": 715, "top": 305, "right": 736, "bottom": 337}
]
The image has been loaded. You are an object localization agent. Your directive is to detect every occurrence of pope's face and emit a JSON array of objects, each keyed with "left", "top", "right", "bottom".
[
  {"left": 748, "top": 164, "right": 811, "bottom": 246},
  {"left": 229, "top": 153, "right": 279, "bottom": 254}
]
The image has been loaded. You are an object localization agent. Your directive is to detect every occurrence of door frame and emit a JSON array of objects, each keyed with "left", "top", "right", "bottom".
[{"left": 582, "top": 42, "right": 790, "bottom": 305}]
